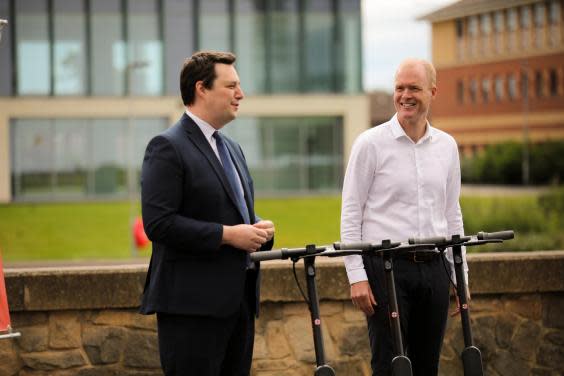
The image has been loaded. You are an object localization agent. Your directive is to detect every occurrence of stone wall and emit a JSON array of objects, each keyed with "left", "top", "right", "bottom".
[{"left": 1, "top": 252, "right": 563, "bottom": 376}]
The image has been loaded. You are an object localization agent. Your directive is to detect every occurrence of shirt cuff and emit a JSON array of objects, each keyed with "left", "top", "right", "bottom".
[{"left": 346, "top": 268, "right": 369, "bottom": 285}]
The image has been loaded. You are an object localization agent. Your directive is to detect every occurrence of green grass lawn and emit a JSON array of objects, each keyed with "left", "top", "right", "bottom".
[{"left": 0, "top": 193, "right": 561, "bottom": 262}]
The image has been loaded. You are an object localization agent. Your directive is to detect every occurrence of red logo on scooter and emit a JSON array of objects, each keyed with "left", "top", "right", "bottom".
[
  {"left": 391, "top": 312, "right": 398, "bottom": 318},
  {"left": 462, "top": 304, "right": 468, "bottom": 310},
  {"left": 314, "top": 319, "right": 321, "bottom": 326}
]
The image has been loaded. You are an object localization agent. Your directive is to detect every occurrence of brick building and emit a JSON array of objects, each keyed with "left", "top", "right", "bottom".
[{"left": 420, "top": 0, "right": 564, "bottom": 154}]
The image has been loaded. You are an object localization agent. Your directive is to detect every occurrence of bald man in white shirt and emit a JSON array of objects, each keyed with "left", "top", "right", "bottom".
[{"left": 341, "top": 58, "right": 468, "bottom": 376}]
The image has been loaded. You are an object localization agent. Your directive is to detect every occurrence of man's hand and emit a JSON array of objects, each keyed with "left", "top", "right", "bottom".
[
  {"left": 222, "top": 224, "right": 268, "bottom": 253},
  {"left": 450, "top": 284, "right": 471, "bottom": 317},
  {"left": 351, "top": 280, "right": 377, "bottom": 316},
  {"left": 253, "top": 220, "right": 275, "bottom": 241}
]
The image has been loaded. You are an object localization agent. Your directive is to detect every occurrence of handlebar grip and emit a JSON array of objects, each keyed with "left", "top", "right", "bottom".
[
  {"left": 333, "top": 242, "right": 372, "bottom": 251},
  {"left": 408, "top": 236, "right": 447, "bottom": 245},
  {"left": 250, "top": 250, "right": 284, "bottom": 262},
  {"left": 477, "top": 230, "right": 514, "bottom": 241}
]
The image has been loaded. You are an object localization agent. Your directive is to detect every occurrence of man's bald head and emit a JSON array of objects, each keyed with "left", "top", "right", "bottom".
[{"left": 395, "top": 58, "right": 436, "bottom": 88}]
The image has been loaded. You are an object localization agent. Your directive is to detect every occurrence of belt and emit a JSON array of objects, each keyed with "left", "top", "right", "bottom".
[{"left": 395, "top": 251, "right": 439, "bottom": 263}]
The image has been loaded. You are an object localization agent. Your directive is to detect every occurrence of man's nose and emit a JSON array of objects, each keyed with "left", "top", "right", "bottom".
[{"left": 236, "top": 87, "right": 244, "bottom": 100}]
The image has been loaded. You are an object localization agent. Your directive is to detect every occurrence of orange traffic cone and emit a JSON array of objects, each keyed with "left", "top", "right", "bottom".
[
  {"left": 133, "top": 216, "right": 150, "bottom": 249},
  {"left": 0, "top": 249, "right": 21, "bottom": 339}
]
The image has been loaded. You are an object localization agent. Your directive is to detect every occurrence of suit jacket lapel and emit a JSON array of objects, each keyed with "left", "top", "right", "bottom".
[{"left": 180, "top": 114, "right": 240, "bottom": 211}]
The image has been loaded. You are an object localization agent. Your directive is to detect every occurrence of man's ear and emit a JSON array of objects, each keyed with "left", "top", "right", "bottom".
[
  {"left": 431, "top": 85, "right": 437, "bottom": 100},
  {"left": 195, "top": 81, "right": 206, "bottom": 99}
]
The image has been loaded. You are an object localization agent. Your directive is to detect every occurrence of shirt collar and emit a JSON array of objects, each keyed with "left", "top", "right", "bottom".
[
  {"left": 390, "top": 113, "right": 434, "bottom": 144},
  {"left": 185, "top": 109, "right": 217, "bottom": 142}
]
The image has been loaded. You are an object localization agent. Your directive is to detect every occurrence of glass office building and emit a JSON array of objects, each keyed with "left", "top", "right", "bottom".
[{"left": 0, "top": 0, "right": 365, "bottom": 201}]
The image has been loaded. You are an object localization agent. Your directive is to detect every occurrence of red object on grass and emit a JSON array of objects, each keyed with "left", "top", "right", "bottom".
[
  {"left": 0, "top": 251, "right": 11, "bottom": 332},
  {"left": 133, "top": 217, "right": 150, "bottom": 249}
]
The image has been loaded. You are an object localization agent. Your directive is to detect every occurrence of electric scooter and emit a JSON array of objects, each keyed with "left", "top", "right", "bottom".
[
  {"left": 252, "top": 240, "right": 436, "bottom": 376},
  {"left": 408, "top": 230, "right": 515, "bottom": 376}
]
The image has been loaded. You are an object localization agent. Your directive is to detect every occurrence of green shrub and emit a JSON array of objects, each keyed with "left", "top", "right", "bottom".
[{"left": 462, "top": 140, "right": 564, "bottom": 185}]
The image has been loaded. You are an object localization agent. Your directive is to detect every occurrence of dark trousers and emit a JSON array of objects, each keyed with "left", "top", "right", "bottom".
[
  {"left": 156, "top": 273, "right": 256, "bottom": 376},
  {"left": 364, "top": 255, "right": 450, "bottom": 376}
]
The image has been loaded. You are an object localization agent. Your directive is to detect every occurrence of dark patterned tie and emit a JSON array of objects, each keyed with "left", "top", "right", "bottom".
[{"left": 213, "top": 131, "right": 251, "bottom": 225}]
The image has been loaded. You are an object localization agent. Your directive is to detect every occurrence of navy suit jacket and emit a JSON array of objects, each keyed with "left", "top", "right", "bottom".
[{"left": 139, "top": 113, "right": 273, "bottom": 318}]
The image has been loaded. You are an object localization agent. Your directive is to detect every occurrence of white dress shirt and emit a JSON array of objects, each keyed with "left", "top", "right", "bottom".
[
  {"left": 185, "top": 110, "right": 245, "bottom": 197},
  {"left": 341, "top": 114, "right": 468, "bottom": 284}
]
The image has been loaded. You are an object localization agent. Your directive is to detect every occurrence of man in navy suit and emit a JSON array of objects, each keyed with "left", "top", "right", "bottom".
[{"left": 139, "top": 51, "right": 275, "bottom": 376}]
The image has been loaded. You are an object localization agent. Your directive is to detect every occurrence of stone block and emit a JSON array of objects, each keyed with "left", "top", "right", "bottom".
[
  {"left": 20, "top": 350, "right": 86, "bottom": 370},
  {"left": 92, "top": 310, "right": 156, "bottom": 331},
  {"left": 252, "top": 358, "right": 297, "bottom": 371},
  {"left": 491, "top": 349, "right": 531, "bottom": 376},
  {"left": 123, "top": 331, "right": 160, "bottom": 369},
  {"left": 16, "top": 326, "right": 49, "bottom": 352},
  {"left": 510, "top": 320, "right": 541, "bottom": 361},
  {"left": 7, "top": 266, "right": 146, "bottom": 311},
  {"left": 253, "top": 331, "right": 268, "bottom": 359},
  {"left": 343, "top": 303, "right": 366, "bottom": 322},
  {"left": 494, "top": 313, "right": 517, "bottom": 349},
  {"left": 503, "top": 295, "right": 542, "bottom": 320},
  {"left": 438, "top": 357, "right": 463, "bottom": 376},
  {"left": 327, "top": 320, "right": 369, "bottom": 357},
  {"left": 76, "top": 367, "right": 164, "bottom": 376},
  {"left": 319, "top": 301, "right": 343, "bottom": 316},
  {"left": 470, "top": 315, "right": 499, "bottom": 363},
  {"left": 10, "top": 312, "right": 48, "bottom": 327},
  {"left": 282, "top": 302, "right": 309, "bottom": 317},
  {"left": 0, "top": 339, "right": 22, "bottom": 375},
  {"left": 543, "top": 329, "right": 564, "bottom": 346},
  {"left": 536, "top": 341, "right": 564, "bottom": 369},
  {"left": 283, "top": 315, "right": 315, "bottom": 362},
  {"left": 330, "top": 358, "right": 369, "bottom": 376},
  {"left": 82, "top": 326, "right": 125, "bottom": 364},
  {"left": 266, "top": 322, "right": 291, "bottom": 359},
  {"left": 542, "top": 293, "right": 564, "bottom": 329},
  {"left": 49, "top": 311, "right": 82, "bottom": 349}
]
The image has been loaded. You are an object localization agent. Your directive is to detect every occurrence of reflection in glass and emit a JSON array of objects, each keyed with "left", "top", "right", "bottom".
[
  {"left": 269, "top": 0, "right": 300, "bottom": 92},
  {"left": 305, "top": 0, "right": 333, "bottom": 92},
  {"left": 127, "top": 0, "right": 163, "bottom": 95},
  {"left": 91, "top": 0, "right": 125, "bottom": 95},
  {"left": 11, "top": 118, "right": 166, "bottom": 200},
  {"left": 224, "top": 116, "right": 343, "bottom": 193},
  {"left": 16, "top": 0, "right": 50, "bottom": 95},
  {"left": 235, "top": 0, "right": 266, "bottom": 95},
  {"left": 339, "top": 1, "right": 362, "bottom": 92},
  {"left": 53, "top": 0, "right": 86, "bottom": 95},
  {"left": 199, "top": 0, "right": 229, "bottom": 52},
  {"left": 54, "top": 120, "right": 88, "bottom": 194}
]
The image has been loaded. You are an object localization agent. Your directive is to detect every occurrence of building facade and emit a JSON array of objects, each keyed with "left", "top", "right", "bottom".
[
  {"left": 0, "top": 0, "right": 368, "bottom": 202},
  {"left": 420, "top": 0, "right": 564, "bottom": 154}
]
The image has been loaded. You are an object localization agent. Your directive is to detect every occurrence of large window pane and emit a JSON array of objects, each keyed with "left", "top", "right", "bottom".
[
  {"left": 164, "top": 0, "right": 194, "bottom": 95},
  {"left": 53, "top": 120, "right": 88, "bottom": 195},
  {"left": 11, "top": 120, "right": 53, "bottom": 197},
  {"left": 11, "top": 118, "right": 166, "bottom": 200},
  {"left": 199, "top": 0, "right": 230, "bottom": 51},
  {"left": 339, "top": 0, "right": 362, "bottom": 93},
  {"left": 53, "top": 0, "right": 86, "bottom": 95},
  {"left": 91, "top": 0, "right": 125, "bottom": 96},
  {"left": 305, "top": 0, "right": 334, "bottom": 92},
  {"left": 235, "top": 0, "right": 267, "bottom": 95},
  {"left": 16, "top": 0, "right": 50, "bottom": 95},
  {"left": 269, "top": 0, "right": 300, "bottom": 92},
  {"left": 224, "top": 116, "right": 343, "bottom": 193},
  {"left": 127, "top": 0, "right": 163, "bottom": 96}
]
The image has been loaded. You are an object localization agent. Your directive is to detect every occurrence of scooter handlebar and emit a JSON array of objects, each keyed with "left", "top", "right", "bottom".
[{"left": 477, "top": 230, "right": 514, "bottom": 241}]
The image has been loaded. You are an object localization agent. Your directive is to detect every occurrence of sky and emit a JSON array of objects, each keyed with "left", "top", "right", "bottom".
[{"left": 362, "top": 0, "right": 458, "bottom": 92}]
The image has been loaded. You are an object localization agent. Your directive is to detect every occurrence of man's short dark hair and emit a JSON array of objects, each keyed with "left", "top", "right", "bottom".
[{"left": 180, "top": 51, "right": 237, "bottom": 106}]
